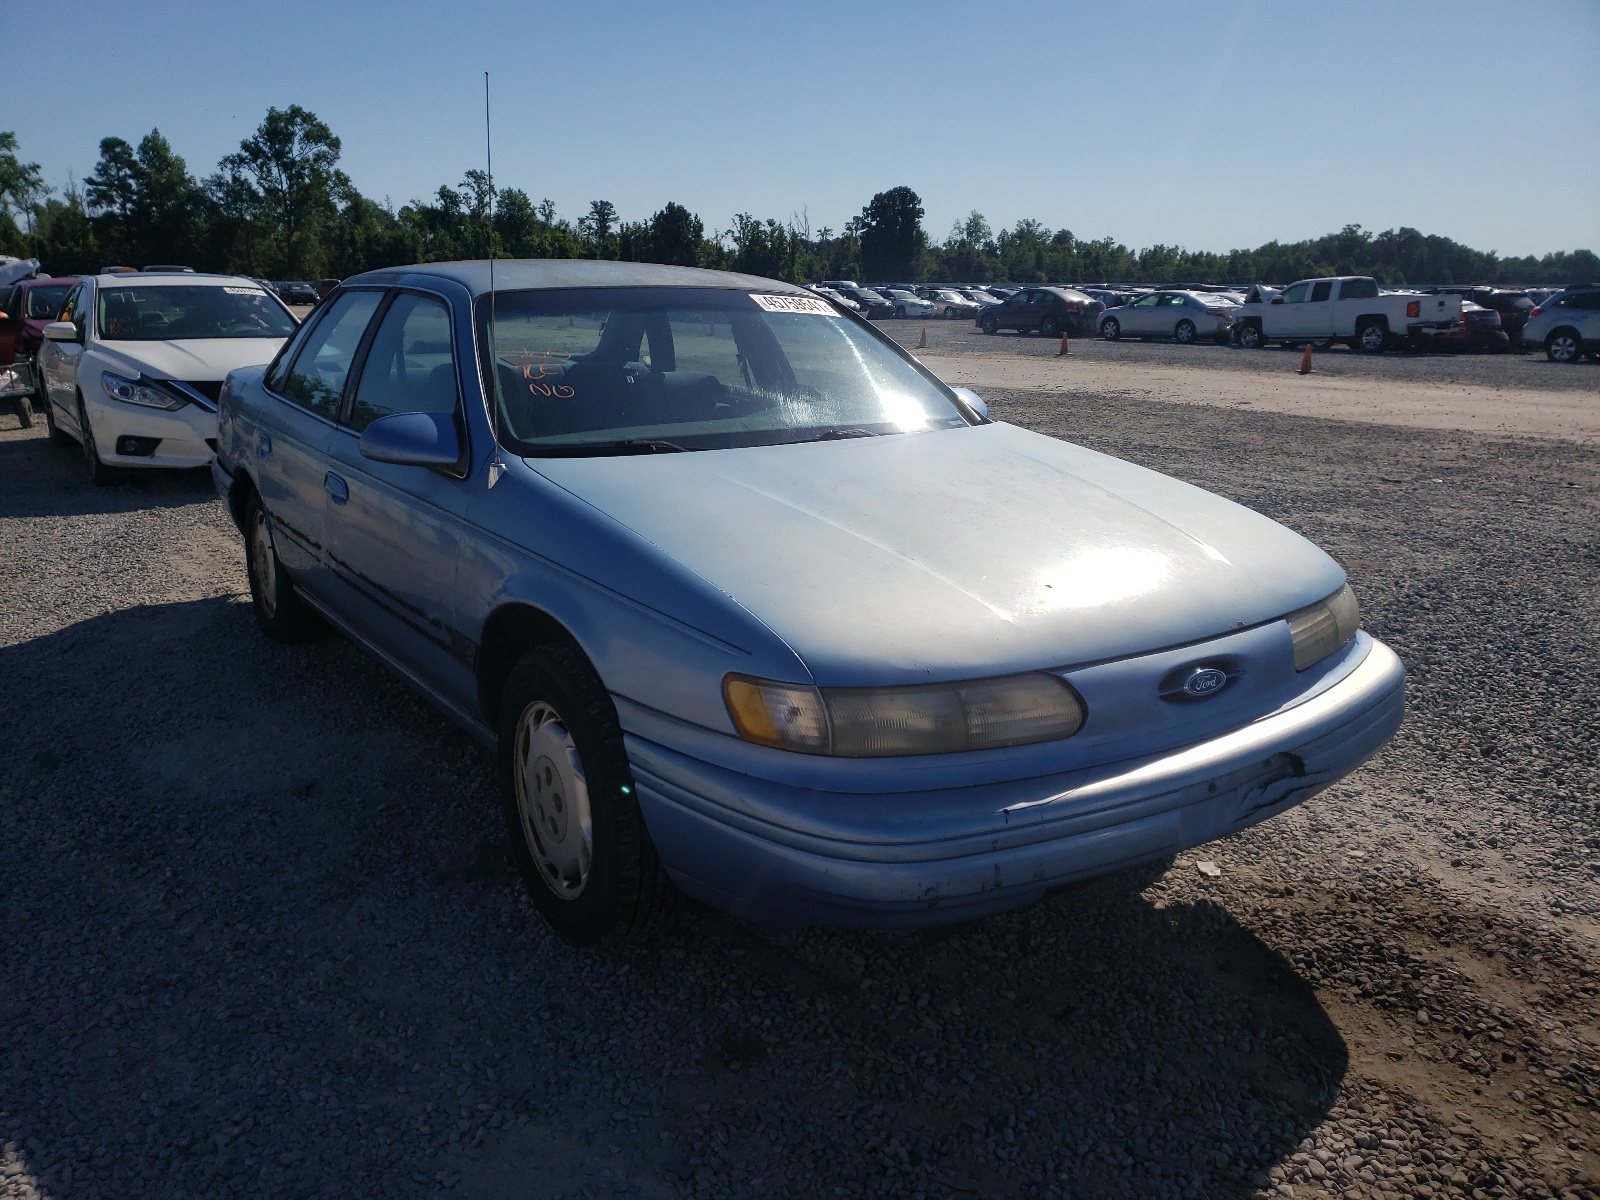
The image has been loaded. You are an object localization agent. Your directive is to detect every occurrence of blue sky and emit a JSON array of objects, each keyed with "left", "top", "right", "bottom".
[{"left": 10, "top": 0, "right": 1598, "bottom": 257}]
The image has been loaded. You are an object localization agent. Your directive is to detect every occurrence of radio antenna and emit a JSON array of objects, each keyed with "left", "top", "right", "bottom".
[{"left": 484, "top": 70, "right": 504, "bottom": 487}]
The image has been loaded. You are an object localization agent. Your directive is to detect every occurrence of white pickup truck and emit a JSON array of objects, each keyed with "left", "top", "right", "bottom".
[{"left": 1234, "top": 276, "right": 1461, "bottom": 352}]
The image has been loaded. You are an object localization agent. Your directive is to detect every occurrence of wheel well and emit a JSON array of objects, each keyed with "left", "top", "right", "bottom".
[
  {"left": 228, "top": 469, "right": 259, "bottom": 532},
  {"left": 1356, "top": 314, "right": 1389, "bottom": 330},
  {"left": 1547, "top": 325, "right": 1581, "bottom": 342},
  {"left": 477, "top": 603, "right": 581, "bottom": 727}
]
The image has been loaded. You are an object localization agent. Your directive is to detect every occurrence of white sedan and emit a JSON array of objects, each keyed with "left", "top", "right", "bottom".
[
  {"left": 1099, "top": 290, "right": 1237, "bottom": 345},
  {"left": 37, "top": 272, "right": 298, "bottom": 484},
  {"left": 881, "top": 289, "right": 936, "bottom": 319}
]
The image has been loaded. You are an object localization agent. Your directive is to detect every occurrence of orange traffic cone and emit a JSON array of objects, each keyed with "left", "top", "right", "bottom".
[
  {"left": 1057, "top": 331, "right": 1070, "bottom": 357},
  {"left": 916, "top": 326, "right": 927, "bottom": 349},
  {"left": 1298, "top": 343, "right": 1313, "bottom": 374}
]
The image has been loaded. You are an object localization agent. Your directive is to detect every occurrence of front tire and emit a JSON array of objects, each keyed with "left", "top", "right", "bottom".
[
  {"left": 43, "top": 393, "right": 73, "bottom": 446},
  {"left": 499, "top": 642, "right": 676, "bottom": 946},
  {"left": 1174, "top": 319, "right": 1196, "bottom": 344},
  {"left": 1546, "top": 329, "right": 1582, "bottom": 364},
  {"left": 1100, "top": 317, "right": 1120, "bottom": 341},
  {"left": 77, "top": 395, "right": 126, "bottom": 486},
  {"left": 894, "top": 305, "right": 906, "bottom": 319},
  {"left": 243, "top": 490, "right": 323, "bottom": 642},
  {"left": 979, "top": 312, "right": 998, "bottom": 335}
]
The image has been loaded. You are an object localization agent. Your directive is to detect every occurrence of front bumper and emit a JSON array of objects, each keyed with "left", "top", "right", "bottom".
[
  {"left": 627, "top": 637, "right": 1405, "bottom": 930},
  {"left": 84, "top": 389, "right": 218, "bottom": 469}
]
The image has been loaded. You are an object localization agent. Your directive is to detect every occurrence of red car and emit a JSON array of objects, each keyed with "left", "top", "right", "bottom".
[
  {"left": 1438, "top": 300, "right": 1510, "bottom": 353},
  {"left": 0, "top": 274, "right": 82, "bottom": 366}
]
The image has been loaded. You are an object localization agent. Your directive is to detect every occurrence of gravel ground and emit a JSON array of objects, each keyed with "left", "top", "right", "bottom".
[{"left": 1, "top": 372, "right": 1596, "bottom": 1200}]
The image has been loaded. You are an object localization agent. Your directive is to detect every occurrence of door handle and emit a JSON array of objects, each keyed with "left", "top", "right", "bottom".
[
  {"left": 257, "top": 432, "right": 272, "bottom": 458},
  {"left": 324, "top": 472, "right": 349, "bottom": 505}
]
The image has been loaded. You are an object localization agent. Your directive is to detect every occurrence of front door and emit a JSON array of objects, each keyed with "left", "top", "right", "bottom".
[
  {"left": 321, "top": 290, "right": 475, "bottom": 707},
  {"left": 1261, "top": 281, "right": 1311, "bottom": 339},
  {"left": 39, "top": 282, "right": 89, "bottom": 434},
  {"left": 1122, "top": 292, "right": 1162, "bottom": 334},
  {"left": 256, "top": 289, "right": 385, "bottom": 589}
]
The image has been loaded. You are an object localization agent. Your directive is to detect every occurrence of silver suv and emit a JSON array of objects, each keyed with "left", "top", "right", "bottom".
[{"left": 1520, "top": 285, "right": 1600, "bottom": 363}]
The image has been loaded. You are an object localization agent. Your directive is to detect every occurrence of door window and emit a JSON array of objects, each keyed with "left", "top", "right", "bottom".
[
  {"left": 1310, "top": 281, "right": 1333, "bottom": 302},
  {"left": 60, "top": 284, "right": 89, "bottom": 338},
  {"left": 1132, "top": 294, "right": 1160, "bottom": 308},
  {"left": 1279, "top": 283, "right": 1309, "bottom": 304},
  {"left": 278, "top": 290, "right": 383, "bottom": 419},
  {"left": 1156, "top": 294, "right": 1185, "bottom": 307},
  {"left": 348, "top": 293, "right": 459, "bottom": 432}
]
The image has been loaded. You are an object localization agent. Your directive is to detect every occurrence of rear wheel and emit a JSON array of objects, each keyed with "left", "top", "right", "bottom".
[
  {"left": 243, "top": 490, "right": 323, "bottom": 642},
  {"left": 1237, "top": 322, "right": 1264, "bottom": 349},
  {"left": 1174, "top": 319, "right": 1197, "bottom": 344},
  {"left": 1040, "top": 315, "right": 1061, "bottom": 338},
  {"left": 1100, "top": 317, "right": 1120, "bottom": 341},
  {"left": 1546, "top": 329, "right": 1582, "bottom": 364},
  {"left": 77, "top": 395, "right": 126, "bottom": 486},
  {"left": 1356, "top": 320, "right": 1388, "bottom": 353},
  {"left": 499, "top": 641, "right": 676, "bottom": 945},
  {"left": 979, "top": 312, "right": 998, "bottom": 335}
]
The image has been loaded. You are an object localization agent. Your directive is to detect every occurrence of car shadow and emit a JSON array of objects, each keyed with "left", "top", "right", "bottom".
[
  {"left": 0, "top": 598, "right": 1344, "bottom": 1199},
  {"left": 0, "top": 427, "right": 216, "bottom": 520}
]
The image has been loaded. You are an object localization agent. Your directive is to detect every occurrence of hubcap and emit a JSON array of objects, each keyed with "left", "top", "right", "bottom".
[
  {"left": 1103, "top": 321, "right": 1117, "bottom": 340},
  {"left": 250, "top": 510, "right": 278, "bottom": 618},
  {"left": 514, "top": 701, "right": 592, "bottom": 900},
  {"left": 1362, "top": 326, "right": 1383, "bottom": 350},
  {"left": 1177, "top": 323, "right": 1193, "bottom": 342},
  {"left": 1551, "top": 336, "right": 1576, "bottom": 361}
]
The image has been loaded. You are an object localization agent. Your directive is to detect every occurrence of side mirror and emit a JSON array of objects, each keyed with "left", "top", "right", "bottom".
[
  {"left": 42, "top": 320, "right": 81, "bottom": 342},
  {"left": 950, "top": 386, "right": 989, "bottom": 421},
  {"left": 358, "top": 411, "right": 461, "bottom": 468}
]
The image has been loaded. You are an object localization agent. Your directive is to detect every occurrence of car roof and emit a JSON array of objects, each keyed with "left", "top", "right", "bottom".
[
  {"left": 91, "top": 272, "right": 266, "bottom": 287},
  {"left": 344, "top": 259, "right": 811, "bottom": 298}
]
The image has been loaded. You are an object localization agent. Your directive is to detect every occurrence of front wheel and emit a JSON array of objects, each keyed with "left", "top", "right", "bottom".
[
  {"left": 1546, "top": 329, "right": 1582, "bottom": 364},
  {"left": 77, "top": 395, "right": 126, "bottom": 486},
  {"left": 979, "top": 312, "right": 998, "bottom": 335},
  {"left": 1237, "top": 322, "right": 1264, "bottom": 349},
  {"left": 243, "top": 491, "right": 323, "bottom": 642},
  {"left": 1100, "top": 318, "right": 1120, "bottom": 341},
  {"left": 1174, "top": 319, "right": 1196, "bottom": 344},
  {"left": 500, "top": 642, "right": 676, "bottom": 945},
  {"left": 894, "top": 305, "right": 906, "bottom": 319}
]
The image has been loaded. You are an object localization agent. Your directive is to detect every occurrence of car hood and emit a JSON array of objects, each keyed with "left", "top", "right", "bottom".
[
  {"left": 530, "top": 422, "right": 1345, "bottom": 686},
  {"left": 96, "top": 337, "right": 288, "bottom": 382}
]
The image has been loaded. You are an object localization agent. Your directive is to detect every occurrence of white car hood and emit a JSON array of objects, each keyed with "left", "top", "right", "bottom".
[{"left": 97, "top": 337, "right": 287, "bottom": 382}]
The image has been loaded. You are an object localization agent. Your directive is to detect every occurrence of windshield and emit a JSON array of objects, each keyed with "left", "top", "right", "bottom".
[
  {"left": 483, "top": 288, "right": 972, "bottom": 454},
  {"left": 25, "top": 284, "right": 72, "bottom": 320},
  {"left": 97, "top": 284, "right": 297, "bottom": 341}
]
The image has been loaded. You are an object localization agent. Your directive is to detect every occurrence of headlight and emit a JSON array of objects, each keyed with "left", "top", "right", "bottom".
[
  {"left": 723, "top": 672, "right": 1085, "bottom": 757},
  {"left": 1286, "top": 583, "right": 1360, "bottom": 671},
  {"left": 102, "top": 371, "right": 186, "bottom": 410}
]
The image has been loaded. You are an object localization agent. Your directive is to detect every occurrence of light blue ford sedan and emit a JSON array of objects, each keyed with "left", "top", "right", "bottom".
[{"left": 213, "top": 260, "right": 1405, "bottom": 945}]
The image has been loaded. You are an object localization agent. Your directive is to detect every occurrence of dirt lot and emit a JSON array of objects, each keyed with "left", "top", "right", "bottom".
[{"left": 1, "top": 344, "right": 1597, "bottom": 1200}]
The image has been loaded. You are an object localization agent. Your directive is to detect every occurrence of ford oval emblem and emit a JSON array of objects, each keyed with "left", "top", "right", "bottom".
[{"left": 1182, "top": 666, "right": 1229, "bottom": 698}]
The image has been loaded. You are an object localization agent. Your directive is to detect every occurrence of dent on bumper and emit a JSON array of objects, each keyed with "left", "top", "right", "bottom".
[{"left": 629, "top": 638, "right": 1405, "bottom": 930}]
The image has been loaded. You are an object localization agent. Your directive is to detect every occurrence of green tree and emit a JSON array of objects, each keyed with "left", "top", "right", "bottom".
[
  {"left": 220, "top": 106, "right": 345, "bottom": 276},
  {"left": 644, "top": 202, "right": 704, "bottom": 267},
  {"left": 0, "top": 132, "right": 43, "bottom": 256},
  {"left": 857, "top": 186, "right": 926, "bottom": 281},
  {"left": 579, "top": 200, "right": 619, "bottom": 259}
]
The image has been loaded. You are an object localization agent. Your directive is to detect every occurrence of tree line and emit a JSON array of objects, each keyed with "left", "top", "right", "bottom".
[{"left": 2, "top": 112, "right": 1594, "bottom": 287}]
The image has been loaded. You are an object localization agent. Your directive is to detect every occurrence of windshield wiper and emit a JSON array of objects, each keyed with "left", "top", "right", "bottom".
[
  {"left": 807, "top": 428, "right": 881, "bottom": 441},
  {"left": 604, "top": 438, "right": 696, "bottom": 454}
]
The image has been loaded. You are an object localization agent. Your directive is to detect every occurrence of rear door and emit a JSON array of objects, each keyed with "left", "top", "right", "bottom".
[
  {"left": 254, "top": 289, "right": 384, "bottom": 590},
  {"left": 321, "top": 288, "right": 476, "bottom": 706}
]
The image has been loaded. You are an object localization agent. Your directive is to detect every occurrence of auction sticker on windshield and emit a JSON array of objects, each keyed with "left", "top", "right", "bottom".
[{"left": 750, "top": 293, "right": 837, "bottom": 316}]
